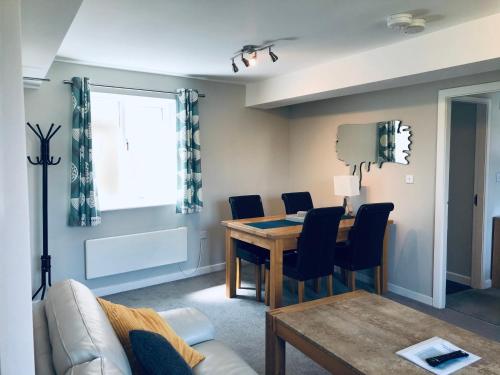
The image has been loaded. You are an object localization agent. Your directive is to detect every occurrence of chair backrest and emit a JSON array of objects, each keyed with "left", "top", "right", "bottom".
[
  {"left": 281, "top": 192, "right": 313, "bottom": 214},
  {"left": 296, "top": 206, "right": 345, "bottom": 279},
  {"left": 228, "top": 195, "right": 265, "bottom": 219},
  {"left": 348, "top": 203, "right": 394, "bottom": 269}
]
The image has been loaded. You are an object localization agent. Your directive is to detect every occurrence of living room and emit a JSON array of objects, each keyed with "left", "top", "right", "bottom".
[{"left": 2, "top": 1, "right": 500, "bottom": 374}]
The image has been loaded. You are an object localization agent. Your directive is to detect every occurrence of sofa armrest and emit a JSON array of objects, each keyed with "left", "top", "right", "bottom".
[{"left": 158, "top": 307, "right": 215, "bottom": 346}]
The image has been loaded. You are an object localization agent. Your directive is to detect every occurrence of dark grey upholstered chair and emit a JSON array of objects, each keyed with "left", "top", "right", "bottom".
[
  {"left": 228, "top": 195, "right": 268, "bottom": 301},
  {"left": 334, "top": 203, "right": 394, "bottom": 294},
  {"left": 281, "top": 192, "right": 314, "bottom": 215},
  {"left": 264, "top": 206, "right": 345, "bottom": 304}
]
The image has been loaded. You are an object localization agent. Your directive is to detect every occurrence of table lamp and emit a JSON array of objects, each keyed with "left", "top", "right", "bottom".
[{"left": 334, "top": 175, "right": 360, "bottom": 216}]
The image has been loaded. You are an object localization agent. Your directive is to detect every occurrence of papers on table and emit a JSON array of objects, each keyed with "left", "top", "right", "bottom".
[
  {"left": 396, "top": 337, "right": 480, "bottom": 374},
  {"left": 285, "top": 214, "right": 305, "bottom": 223},
  {"left": 285, "top": 211, "right": 308, "bottom": 223}
]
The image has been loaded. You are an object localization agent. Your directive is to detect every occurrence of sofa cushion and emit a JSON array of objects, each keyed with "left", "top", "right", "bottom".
[
  {"left": 158, "top": 308, "right": 215, "bottom": 346},
  {"left": 64, "top": 358, "right": 123, "bottom": 375},
  {"left": 98, "top": 298, "right": 204, "bottom": 370},
  {"left": 130, "top": 330, "right": 193, "bottom": 375},
  {"left": 33, "top": 301, "right": 56, "bottom": 375},
  {"left": 192, "top": 341, "right": 258, "bottom": 375},
  {"left": 44, "top": 279, "right": 131, "bottom": 375}
]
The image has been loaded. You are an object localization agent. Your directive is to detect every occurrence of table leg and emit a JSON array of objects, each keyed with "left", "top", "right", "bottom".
[
  {"left": 269, "top": 239, "right": 284, "bottom": 309},
  {"left": 266, "top": 312, "right": 285, "bottom": 375},
  {"left": 225, "top": 229, "right": 236, "bottom": 298},
  {"left": 382, "top": 224, "right": 390, "bottom": 294}
]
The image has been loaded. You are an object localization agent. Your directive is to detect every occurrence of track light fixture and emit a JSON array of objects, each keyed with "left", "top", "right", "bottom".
[
  {"left": 241, "top": 54, "right": 250, "bottom": 67},
  {"left": 249, "top": 52, "right": 257, "bottom": 66},
  {"left": 232, "top": 58, "right": 238, "bottom": 73},
  {"left": 230, "top": 43, "right": 279, "bottom": 73},
  {"left": 269, "top": 47, "right": 278, "bottom": 62}
]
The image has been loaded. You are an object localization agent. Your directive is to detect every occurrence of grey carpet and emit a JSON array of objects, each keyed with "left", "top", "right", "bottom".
[
  {"left": 105, "top": 265, "right": 500, "bottom": 375},
  {"left": 446, "top": 288, "right": 500, "bottom": 326}
]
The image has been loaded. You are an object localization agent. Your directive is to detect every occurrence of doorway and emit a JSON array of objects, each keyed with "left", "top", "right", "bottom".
[
  {"left": 434, "top": 82, "right": 500, "bottom": 327},
  {"left": 432, "top": 82, "right": 500, "bottom": 309},
  {"left": 446, "top": 98, "right": 487, "bottom": 294}
]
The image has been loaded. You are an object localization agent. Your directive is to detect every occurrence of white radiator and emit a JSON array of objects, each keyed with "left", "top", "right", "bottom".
[{"left": 85, "top": 227, "right": 188, "bottom": 279}]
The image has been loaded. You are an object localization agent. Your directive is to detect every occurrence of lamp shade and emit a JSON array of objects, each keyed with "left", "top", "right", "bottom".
[{"left": 334, "top": 175, "right": 360, "bottom": 197}]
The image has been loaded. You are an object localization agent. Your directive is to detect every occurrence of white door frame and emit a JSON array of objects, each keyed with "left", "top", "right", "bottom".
[
  {"left": 433, "top": 82, "right": 499, "bottom": 308},
  {"left": 448, "top": 96, "right": 490, "bottom": 289}
]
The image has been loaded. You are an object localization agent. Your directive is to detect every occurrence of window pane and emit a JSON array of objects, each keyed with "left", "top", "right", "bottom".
[{"left": 91, "top": 92, "right": 176, "bottom": 211}]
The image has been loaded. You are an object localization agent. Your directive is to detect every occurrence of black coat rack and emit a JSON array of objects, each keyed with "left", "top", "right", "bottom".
[{"left": 27, "top": 123, "right": 61, "bottom": 300}]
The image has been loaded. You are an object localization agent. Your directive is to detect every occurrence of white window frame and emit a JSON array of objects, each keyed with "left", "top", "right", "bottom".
[{"left": 90, "top": 90, "right": 177, "bottom": 212}]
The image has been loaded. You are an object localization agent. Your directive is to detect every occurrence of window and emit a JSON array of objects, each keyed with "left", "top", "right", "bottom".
[{"left": 91, "top": 91, "right": 177, "bottom": 211}]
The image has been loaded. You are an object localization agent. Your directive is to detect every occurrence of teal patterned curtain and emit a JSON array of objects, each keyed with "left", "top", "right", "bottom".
[
  {"left": 68, "top": 77, "right": 101, "bottom": 226},
  {"left": 377, "top": 121, "right": 396, "bottom": 165},
  {"left": 176, "top": 89, "right": 203, "bottom": 214}
]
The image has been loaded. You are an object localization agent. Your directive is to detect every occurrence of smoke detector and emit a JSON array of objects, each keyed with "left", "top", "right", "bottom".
[
  {"left": 404, "top": 18, "right": 426, "bottom": 34},
  {"left": 386, "top": 13, "right": 412, "bottom": 30},
  {"left": 386, "top": 13, "right": 426, "bottom": 34}
]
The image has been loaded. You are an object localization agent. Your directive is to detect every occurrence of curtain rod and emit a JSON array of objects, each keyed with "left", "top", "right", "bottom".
[
  {"left": 23, "top": 77, "right": 51, "bottom": 82},
  {"left": 62, "top": 80, "right": 206, "bottom": 97}
]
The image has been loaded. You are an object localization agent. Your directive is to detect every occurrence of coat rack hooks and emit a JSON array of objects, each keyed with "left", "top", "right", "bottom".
[{"left": 27, "top": 122, "right": 62, "bottom": 300}]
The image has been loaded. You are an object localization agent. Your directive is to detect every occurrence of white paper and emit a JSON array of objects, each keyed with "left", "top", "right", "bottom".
[
  {"left": 396, "top": 337, "right": 480, "bottom": 375},
  {"left": 285, "top": 214, "right": 305, "bottom": 223}
]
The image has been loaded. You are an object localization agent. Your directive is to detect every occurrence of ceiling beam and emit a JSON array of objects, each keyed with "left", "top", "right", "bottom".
[{"left": 245, "top": 13, "right": 500, "bottom": 108}]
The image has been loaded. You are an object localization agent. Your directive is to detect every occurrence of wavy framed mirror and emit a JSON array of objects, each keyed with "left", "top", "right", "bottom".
[{"left": 336, "top": 120, "right": 412, "bottom": 169}]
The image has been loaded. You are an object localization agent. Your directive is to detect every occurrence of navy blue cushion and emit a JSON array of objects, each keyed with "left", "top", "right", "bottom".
[{"left": 129, "top": 330, "right": 193, "bottom": 375}]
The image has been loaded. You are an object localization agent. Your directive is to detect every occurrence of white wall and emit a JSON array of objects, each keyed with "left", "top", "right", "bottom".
[
  {"left": 0, "top": 0, "right": 35, "bottom": 373},
  {"left": 287, "top": 70, "right": 500, "bottom": 299},
  {"left": 24, "top": 62, "right": 290, "bottom": 294},
  {"left": 483, "top": 91, "right": 500, "bottom": 282}
]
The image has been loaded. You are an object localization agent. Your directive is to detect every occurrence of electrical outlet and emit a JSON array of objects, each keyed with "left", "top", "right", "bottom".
[
  {"left": 405, "top": 175, "right": 414, "bottom": 184},
  {"left": 200, "top": 230, "right": 208, "bottom": 239},
  {"left": 496, "top": 172, "right": 500, "bottom": 183}
]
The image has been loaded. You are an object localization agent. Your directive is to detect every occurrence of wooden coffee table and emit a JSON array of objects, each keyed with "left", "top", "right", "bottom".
[{"left": 266, "top": 290, "right": 500, "bottom": 375}]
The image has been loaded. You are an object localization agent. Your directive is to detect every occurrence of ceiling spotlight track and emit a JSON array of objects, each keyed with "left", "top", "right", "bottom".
[{"left": 230, "top": 42, "right": 279, "bottom": 73}]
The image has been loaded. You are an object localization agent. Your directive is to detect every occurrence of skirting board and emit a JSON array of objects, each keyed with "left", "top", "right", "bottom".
[
  {"left": 354, "top": 272, "right": 433, "bottom": 306},
  {"left": 92, "top": 263, "right": 434, "bottom": 306},
  {"left": 92, "top": 262, "right": 225, "bottom": 297},
  {"left": 446, "top": 271, "right": 471, "bottom": 286}
]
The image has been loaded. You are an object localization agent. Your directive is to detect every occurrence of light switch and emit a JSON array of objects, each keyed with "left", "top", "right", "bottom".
[
  {"left": 496, "top": 172, "right": 500, "bottom": 183},
  {"left": 405, "top": 175, "right": 414, "bottom": 184}
]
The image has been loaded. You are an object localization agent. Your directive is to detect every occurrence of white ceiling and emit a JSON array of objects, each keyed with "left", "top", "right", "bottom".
[{"left": 56, "top": 0, "right": 500, "bottom": 83}]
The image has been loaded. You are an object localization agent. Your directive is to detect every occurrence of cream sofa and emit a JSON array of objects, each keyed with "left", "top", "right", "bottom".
[{"left": 33, "top": 279, "right": 257, "bottom": 375}]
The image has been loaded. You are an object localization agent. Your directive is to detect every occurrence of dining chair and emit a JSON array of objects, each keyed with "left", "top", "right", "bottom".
[
  {"left": 334, "top": 202, "right": 394, "bottom": 294},
  {"left": 264, "top": 206, "right": 345, "bottom": 304},
  {"left": 282, "top": 191, "right": 322, "bottom": 291},
  {"left": 228, "top": 195, "right": 268, "bottom": 301},
  {"left": 281, "top": 192, "right": 314, "bottom": 215}
]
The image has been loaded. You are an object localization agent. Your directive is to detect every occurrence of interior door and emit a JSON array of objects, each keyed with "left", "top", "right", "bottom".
[{"left": 447, "top": 101, "right": 477, "bottom": 286}]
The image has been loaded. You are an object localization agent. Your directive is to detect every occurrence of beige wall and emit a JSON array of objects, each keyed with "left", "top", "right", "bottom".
[
  {"left": 24, "top": 61, "right": 500, "bottom": 301},
  {"left": 287, "top": 70, "right": 500, "bottom": 299},
  {"left": 24, "top": 62, "right": 290, "bottom": 293}
]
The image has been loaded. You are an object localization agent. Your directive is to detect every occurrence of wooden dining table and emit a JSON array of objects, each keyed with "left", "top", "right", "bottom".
[{"left": 222, "top": 214, "right": 393, "bottom": 309}]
